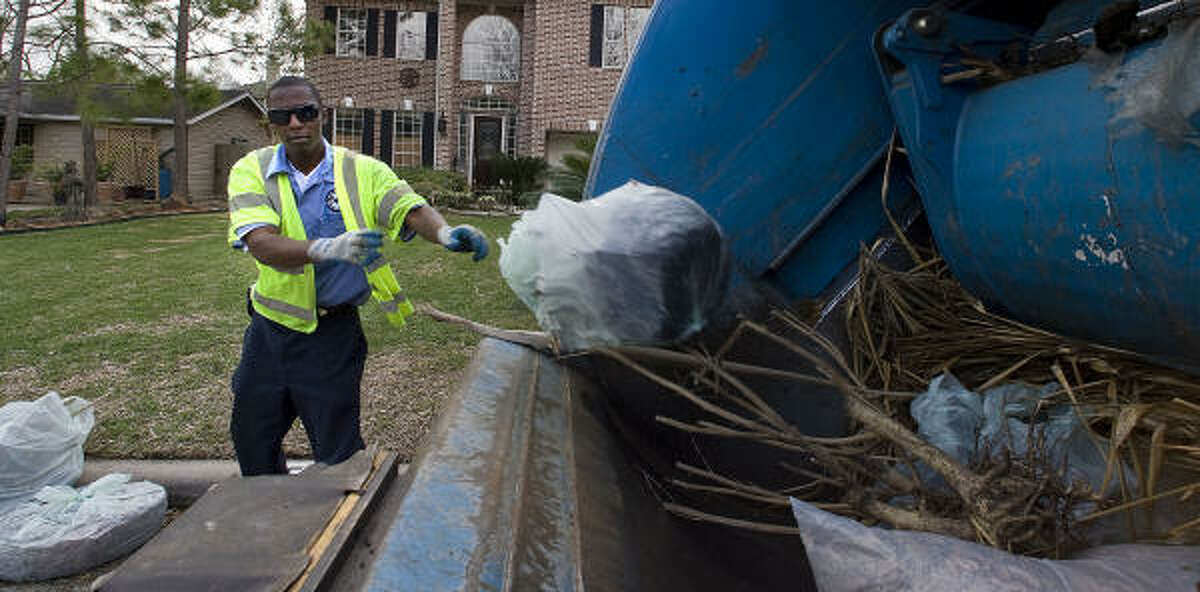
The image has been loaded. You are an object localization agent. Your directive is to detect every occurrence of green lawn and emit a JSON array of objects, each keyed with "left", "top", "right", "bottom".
[{"left": 0, "top": 212, "right": 536, "bottom": 461}]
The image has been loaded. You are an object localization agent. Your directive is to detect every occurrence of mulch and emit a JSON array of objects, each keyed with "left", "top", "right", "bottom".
[{"left": 0, "top": 201, "right": 226, "bottom": 235}]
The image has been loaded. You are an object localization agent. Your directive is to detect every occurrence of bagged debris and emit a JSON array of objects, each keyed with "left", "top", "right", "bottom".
[
  {"left": 910, "top": 372, "right": 1126, "bottom": 497},
  {"left": 1099, "top": 17, "right": 1200, "bottom": 147},
  {"left": 0, "top": 392, "right": 94, "bottom": 507},
  {"left": 791, "top": 498, "right": 1200, "bottom": 592},
  {"left": 0, "top": 473, "right": 166, "bottom": 582},
  {"left": 498, "top": 181, "right": 729, "bottom": 351}
]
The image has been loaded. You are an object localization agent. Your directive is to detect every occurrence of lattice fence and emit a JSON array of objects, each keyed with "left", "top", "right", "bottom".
[{"left": 98, "top": 126, "right": 157, "bottom": 194}]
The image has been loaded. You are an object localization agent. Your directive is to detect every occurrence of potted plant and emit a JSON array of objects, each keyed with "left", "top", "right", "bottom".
[
  {"left": 7, "top": 144, "right": 33, "bottom": 202},
  {"left": 36, "top": 162, "right": 68, "bottom": 205}
]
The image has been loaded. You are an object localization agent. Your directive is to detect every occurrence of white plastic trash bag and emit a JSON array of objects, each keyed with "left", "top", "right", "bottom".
[
  {"left": 791, "top": 498, "right": 1200, "bottom": 592},
  {"left": 0, "top": 473, "right": 166, "bottom": 582},
  {"left": 498, "top": 181, "right": 729, "bottom": 352},
  {"left": 0, "top": 392, "right": 95, "bottom": 507}
]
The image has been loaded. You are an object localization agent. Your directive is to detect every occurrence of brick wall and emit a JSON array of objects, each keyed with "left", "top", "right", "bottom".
[
  {"left": 308, "top": 1, "right": 441, "bottom": 163},
  {"left": 305, "top": 0, "right": 652, "bottom": 171},
  {"left": 527, "top": 0, "right": 650, "bottom": 156},
  {"left": 187, "top": 101, "right": 272, "bottom": 199}
]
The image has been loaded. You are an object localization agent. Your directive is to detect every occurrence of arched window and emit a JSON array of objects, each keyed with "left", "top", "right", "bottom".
[{"left": 461, "top": 15, "right": 519, "bottom": 82}]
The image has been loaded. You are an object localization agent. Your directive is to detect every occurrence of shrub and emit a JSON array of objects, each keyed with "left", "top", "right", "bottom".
[
  {"left": 428, "top": 190, "right": 474, "bottom": 210},
  {"left": 516, "top": 190, "right": 542, "bottom": 209},
  {"left": 548, "top": 134, "right": 596, "bottom": 201},
  {"left": 493, "top": 154, "right": 547, "bottom": 205},
  {"left": 9, "top": 144, "right": 33, "bottom": 180},
  {"left": 394, "top": 166, "right": 467, "bottom": 197},
  {"left": 97, "top": 161, "right": 115, "bottom": 182},
  {"left": 476, "top": 195, "right": 498, "bottom": 211}
]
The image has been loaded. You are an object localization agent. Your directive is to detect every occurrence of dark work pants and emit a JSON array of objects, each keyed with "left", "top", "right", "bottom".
[{"left": 230, "top": 303, "right": 367, "bottom": 476}]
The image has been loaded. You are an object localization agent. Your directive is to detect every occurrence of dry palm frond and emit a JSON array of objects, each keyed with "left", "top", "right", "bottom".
[{"left": 593, "top": 251, "right": 1200, "bottom": 555}]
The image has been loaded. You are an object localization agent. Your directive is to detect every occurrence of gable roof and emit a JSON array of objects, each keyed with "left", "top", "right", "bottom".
[{"left": 0, "top": 82, "right": 265, "bottom": 126}]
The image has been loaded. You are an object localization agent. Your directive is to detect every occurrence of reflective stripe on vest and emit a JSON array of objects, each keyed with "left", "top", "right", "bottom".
[
  {"left": 245, "top": 145, "right": 415, "bottom": 331},
  {"left": 230, "top": 192, "right": 271, "bottom": 212},
  {"left": 333, "top": 150, "right": 412, "bottom": 323},
  {"left": 253, "top": 288, "right": 316, "bottom": 321},
  {"left": 377, "top": 182, "right": 418, "bottom": 228},
  {"left": 342, "top": 153, "right": 368, "bottom": 229}
]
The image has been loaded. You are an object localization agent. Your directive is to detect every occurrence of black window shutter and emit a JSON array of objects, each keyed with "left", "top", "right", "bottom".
[
  {"left": 380, "top": 110, "right": 395, "bottom": 168},
  {"left": 366, "top": 9, "right": 379, "bottom": 56},
  {"left": 324, "top": 7, "right": 337, "bottom": 54},
  {"left": 589, "top": 5, "right": 604, "bottom": 67},
  {"left": 425, "top": 12, "right": 439, "bottom": 60},
  {"left": 383, "top": 11, "right": 397, "bottom": 58},
  {"left": 322, "top": 108, "right": 333, "bottom": 141},
  {"left": 421, "top": 111, "right": 434, "bottom": 167},
  {"left": 362, "top": 109, "right": 375, "bottom": 155}
]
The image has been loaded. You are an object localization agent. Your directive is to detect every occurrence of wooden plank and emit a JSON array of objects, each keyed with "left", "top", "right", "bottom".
[{"left": 289, "top": 450, "right": 399, "bottom": 592}]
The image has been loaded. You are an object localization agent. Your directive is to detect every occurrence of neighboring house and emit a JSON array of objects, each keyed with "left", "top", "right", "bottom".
[
  {"left": 306, "top": 0, "right": 652, "bottom": 187},
  {"left": 0, "top": 82, "right": 270, "bottom": 203}
]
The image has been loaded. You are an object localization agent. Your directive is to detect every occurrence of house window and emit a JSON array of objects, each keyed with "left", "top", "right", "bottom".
[
  {"left": 602, "top": 6, "right": 649, "bottom": 68},
  {"left": 337, "top": 8, "right": 368, "bottom": 57},
  {"left": 393, "top": 113, "right": 422, "bottom": 167},
  {"left": 396, "top": 11, "right": 426, "bottom": 61},
  {"left": 461, "top": 15, "right": 519, "bottom": 82},
  {"left": 0, "top": 122, "right": 34, "bottom": 146},
  {"left": 333, "top": 108, "right": 364, "bottom": 149}
]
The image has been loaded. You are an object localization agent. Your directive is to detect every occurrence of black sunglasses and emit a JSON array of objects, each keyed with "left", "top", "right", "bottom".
[{"left": 267, "top": 104, "right": 320, "bottom": 125}]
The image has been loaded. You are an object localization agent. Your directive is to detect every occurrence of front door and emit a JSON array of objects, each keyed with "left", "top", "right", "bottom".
[{"left": 472, "top": 116, "right": 503, "bottom": 188}]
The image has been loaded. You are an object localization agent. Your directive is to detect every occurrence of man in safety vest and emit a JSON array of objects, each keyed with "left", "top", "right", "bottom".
[{"left": 226, "top": 76, "right": 488, "bottom": 476}]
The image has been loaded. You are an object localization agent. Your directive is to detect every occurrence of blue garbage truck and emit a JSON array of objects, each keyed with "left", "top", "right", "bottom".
[{"left": 319, "top": 2, "right": 1200, "bottom": 589}]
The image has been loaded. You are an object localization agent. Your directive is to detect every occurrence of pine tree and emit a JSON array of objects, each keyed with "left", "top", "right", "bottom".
[{"left": 101, "top": 0, "right": 259, "bottom": 205}]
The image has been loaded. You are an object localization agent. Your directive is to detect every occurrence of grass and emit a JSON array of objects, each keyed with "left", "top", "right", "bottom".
[{"left": 0, "top": 212, "right": 536, "bottom": 461}]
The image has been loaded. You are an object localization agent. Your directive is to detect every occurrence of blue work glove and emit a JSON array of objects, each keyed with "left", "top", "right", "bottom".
[
  {"left": 437, "top": 224, "right": 489, "bottom": 262},
  {"left": 307, "top": 229, "right": 384, "bottom": 267}
]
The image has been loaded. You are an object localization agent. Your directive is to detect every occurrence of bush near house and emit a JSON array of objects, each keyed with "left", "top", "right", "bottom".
[
  {"left": 394, "top": 166, "right": 468, "bottom": 198},
  {"left": 493, "top": 154, "right": 547, "bottom": 206},
  {"left": 548, "top": 134, "right": 597, "bottom": 201},
  {"left": 427, "top": 190, "right": 475, "bottom": 210},
  {"left": 9, "top": 144, "right": 33, "bottom": 180}
]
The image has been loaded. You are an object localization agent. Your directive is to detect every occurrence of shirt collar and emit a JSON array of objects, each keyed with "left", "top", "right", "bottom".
[{"left": 267, "top": 139, "right": 333, "bottom": 179}]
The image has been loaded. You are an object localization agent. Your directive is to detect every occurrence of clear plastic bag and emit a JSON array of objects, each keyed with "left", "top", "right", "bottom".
[
  {"left": 498, "top": 181, "right": 729, "bottom": 352},
  {"left": 0, "top": 392, "right": 95, "bottom": 507},
  {"left": 1098, "top": 17, "right": 1200, "bottom": 147},
  {"left": 0, "top": 473, "right": 166, "bottom": 581},
  {"left": 909, "top": 372, "right": 1123, "bottom": 497},
  {"left": 791, "top": 498, "right": 1200, "bottom": 592}
]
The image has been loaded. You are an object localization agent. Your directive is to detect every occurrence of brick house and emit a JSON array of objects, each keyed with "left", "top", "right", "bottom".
[
  {"left": 2, "top": 83, "right": 269, "bottom": 203},
  {"left": 306, "top": 0, "right": 652, "bottom": 188}
]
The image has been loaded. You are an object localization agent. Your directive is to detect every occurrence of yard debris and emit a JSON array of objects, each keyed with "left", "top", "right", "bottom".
[{"left": 598, "top": 250, "right": 1200, "bottom": 556}]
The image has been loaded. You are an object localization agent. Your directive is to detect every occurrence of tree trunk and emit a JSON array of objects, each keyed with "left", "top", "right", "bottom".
[
  {"left": 76, "top": 0, "right": 96, "bottom": 213},
  {"left": 171, "top": 0, "right": 190, "bottom": 205},
  {"left": 0, "top": 0, "right": 30, "bottom": 227}
]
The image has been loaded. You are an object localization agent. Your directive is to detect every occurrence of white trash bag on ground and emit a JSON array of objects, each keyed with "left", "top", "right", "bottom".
[
  {"left": 791, "top": 498, "right": 1200, "bottom": 592},
  {"left": 0, "top": 391, "right": 95, "bottom": 507},
  {"left": 0, "top": 473, "right": 167, "bottom": 582}
]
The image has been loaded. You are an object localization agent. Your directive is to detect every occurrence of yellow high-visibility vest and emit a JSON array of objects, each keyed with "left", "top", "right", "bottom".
[{"left": 227, "top": 144, "right": 426, "bottom": 333}]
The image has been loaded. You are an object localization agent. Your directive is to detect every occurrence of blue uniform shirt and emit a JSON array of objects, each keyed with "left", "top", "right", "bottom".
[{"left": 238, "top": 142, "right": 370, "bottom": 308}]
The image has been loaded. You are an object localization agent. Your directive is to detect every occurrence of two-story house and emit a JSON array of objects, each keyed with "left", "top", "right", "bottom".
[{"left": 307, "top": 0, "right": 651, "bottom": 188}]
